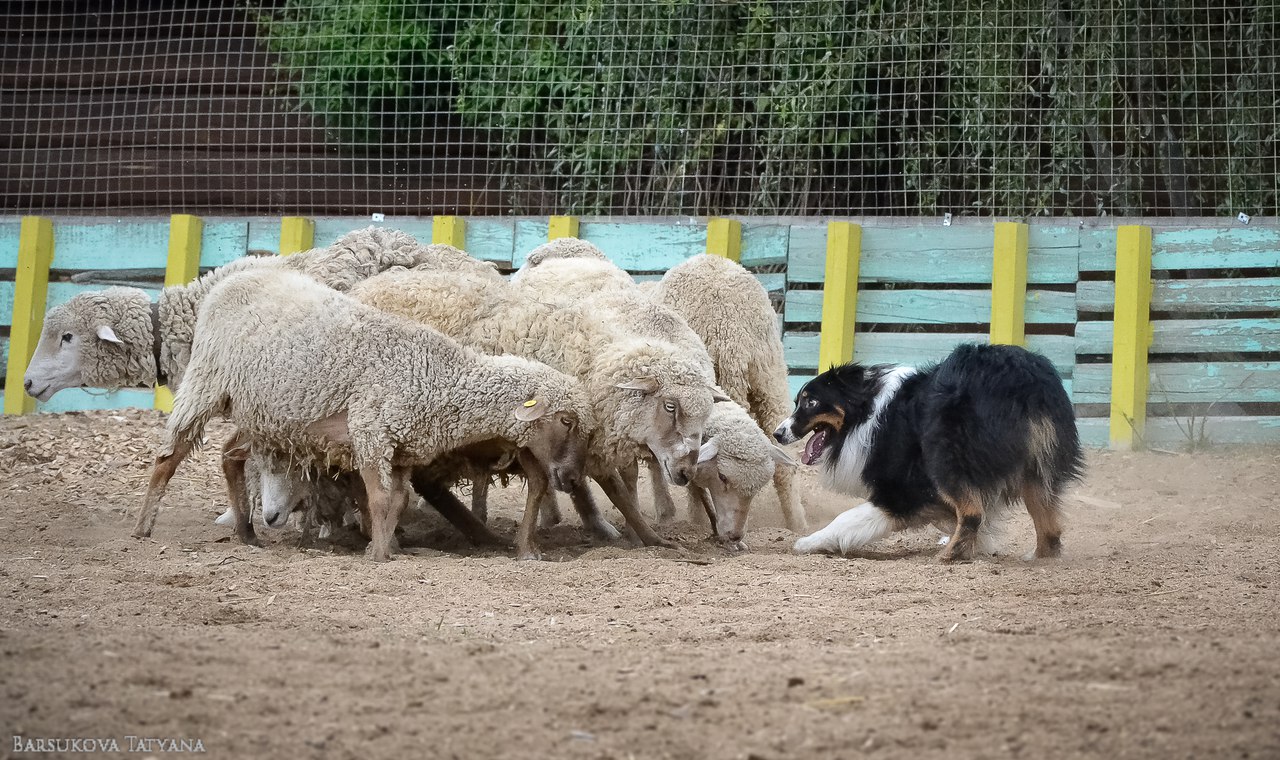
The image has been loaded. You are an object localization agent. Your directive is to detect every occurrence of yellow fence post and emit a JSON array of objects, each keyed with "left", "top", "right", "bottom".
[
  {"left": 548, "top": 215, "right": 579, "bottom": 240},
  {"left": 706, "top": 218, "right": 742, "bottom": 262},
  {"left": 280, "top": 216, "right": 315, "bottom": 255},
  {"left": 1109, "top": 224, "right": 1153, "bottom": 450},
  {"left": 4, "top": 217, "right": 54, "bottom": 415},
  {"left": 990, "top": 221, "right": 1029, "bottom": 346},
  {"left": 817, "top": 221, "right": 862, "bottom": 371},
  {"left": 154, "top": 214, "right": 204, "bottom": 412},
  {"left": 432, "top": 216, "right": 467, "bottom": 249}
]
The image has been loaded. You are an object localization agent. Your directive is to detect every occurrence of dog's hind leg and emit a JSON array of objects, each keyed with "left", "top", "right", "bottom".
[
  {"left": 937, "top": 489, "right": 985, "bottom": 563},
  {"left": 1022, "top": 480, "right": 1064, "bottom": 559}
]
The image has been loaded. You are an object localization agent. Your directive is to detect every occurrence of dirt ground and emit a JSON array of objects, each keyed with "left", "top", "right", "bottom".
[{"left": 1, "top": 410, "right": 1278, "bottom": 760}]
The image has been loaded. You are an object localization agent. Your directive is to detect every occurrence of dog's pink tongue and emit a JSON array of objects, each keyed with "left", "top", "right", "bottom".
[{"left": 802, "top": 429, "right": 829, "bottom": 465}]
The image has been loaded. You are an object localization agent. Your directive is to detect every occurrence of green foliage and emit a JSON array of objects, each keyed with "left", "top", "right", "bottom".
[
  {"left": 255, "top": 0, "right": 1279, "bottom": 216},
  {"left": 255, "top": 0, "right": 462, "bottom": 142}
]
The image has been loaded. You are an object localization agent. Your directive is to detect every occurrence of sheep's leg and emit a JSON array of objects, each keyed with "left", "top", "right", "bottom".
[
  {"left": 132, "top": 438, "right": 194, "bottom": 539},
  {"left": 648, "top": 459, "right": 679, "bottom": 523},
  {"left": 599, "top": 470, "right": 672, "bottom": 549},
  {"left": 568, "top": 483, "right": 622, "bottom": 541},
  {"left": 773, "top": 464, "right": 808, "bottom": 534},
  {"left": 218, "top": 435, "right": 258, "bottom": 547},
  {"left": 539, "top": 493, "right": 563, "bottom": 528},
  {"left": 471, "top": 476, "right": 489, "bottom": 523},
  {"left": 515, "top": 451, "right": 547, "bottom": 561},
  {"left": 687, "top": 486, "right": 715, "bottom": 533},
  {"left": 363, "top": 466, "right": 410, "bottom": 562},
  {"left": 409, "top": 471, "right": 512, "bottom": 548}
]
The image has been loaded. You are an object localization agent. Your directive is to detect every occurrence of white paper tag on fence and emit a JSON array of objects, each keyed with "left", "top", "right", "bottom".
[
  {"left": 942, "top": 212, "right": 953, "bottom": 226},
  {"left": 1237, "top": 212, "right": 1251, "bottom": 225},
  {"left": 371, "top": 212, "right": 386, "bottom": 222}
]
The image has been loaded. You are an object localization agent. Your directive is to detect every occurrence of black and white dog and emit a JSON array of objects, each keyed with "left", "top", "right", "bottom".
[{"left": 774, "top": 343, "right": 1083, "bottom": 561}]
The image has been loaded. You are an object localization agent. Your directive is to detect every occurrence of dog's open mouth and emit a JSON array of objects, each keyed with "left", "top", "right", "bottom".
[{"left": 802, "top": 425, "right": 832, "bottom": 465}]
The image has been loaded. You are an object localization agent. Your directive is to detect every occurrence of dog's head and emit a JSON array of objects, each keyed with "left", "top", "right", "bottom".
[{"left": 772, "top": 363, "right": 891, "bottom": 465}]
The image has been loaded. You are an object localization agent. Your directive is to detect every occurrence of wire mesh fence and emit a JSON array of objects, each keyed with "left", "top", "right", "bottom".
[{"left": 2, "top": 1, "right": 1277, "bottom": 217}]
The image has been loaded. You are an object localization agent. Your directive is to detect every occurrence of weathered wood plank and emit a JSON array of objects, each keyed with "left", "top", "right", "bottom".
[
  {"left": 1074, "top": 361, "right": 1280, "bottom": 405},
  {"left": 785, "top": 288, "right": 1076, "bottom": 325},
  {"left": 1151, "top": 227, "right": 1280, "bottom": 271},
  {"left": 740, "top": 223, "right": 790, "bottom": 267},
  {"left": 280, "top": 217, "right": 315, "bottom": 255},
  {"left": 784, "top": 332, "right": 1073, "bottom": 375},
  {"left": 1077, "top": 318, "right": 1280, "bottom": 355},
  {"left": 0, "top": 220, "right": 19, "bottom": 268},
  {"left": 1079, "top": 227, "right": 1119, "bottom": 272},
  {"left": 705, "top": 218, "right": 742, "bottom": 263},
  {"left": 511, "top": 219, "right": 551, "bottom": 268},
  {"left": 36, "top": 388, "right": 156, "bottom": 413},
  {"left": 1077, "top": 277, "right": 1280, "bottom": 314},
  {"left": 466, "top": 219, "right": 515, "bottom": 265},
  {"left": 46, "top": 221, "right": 168, "bottom": 270},
  {"left": 3, "top": 216, "right": 53, "bottom": 415},
  {"left": 990, "top": 221, "right": 1030, "bottom": 346},
  {"left": 577, "top": 221, "right": 708, "bottom": 271},
  {"left": 817, "top": 222, "right": 861, "bottom": 371}
]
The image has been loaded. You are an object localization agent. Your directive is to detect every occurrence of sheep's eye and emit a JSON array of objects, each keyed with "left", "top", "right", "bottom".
[
  {"left": 560, "top": 417, "right": 573, "bottom": 428},
  {"left": 663, "top": 401, "right": 676, "bottom": 413},
  {"left": 61, "top": 333, "right": 73, "bottom": 344},
  {"left": 718, "top": 473, "right": 729, "bottom": 484}
]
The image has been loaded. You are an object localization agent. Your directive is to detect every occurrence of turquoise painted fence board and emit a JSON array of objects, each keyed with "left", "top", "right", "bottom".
[
  {"left": 47, "top": 221, "right": 168, "bottom": 270},
  {"left": 0, "top": 220, "right": 19, "bottom": 268},
  {"left": 1080, "top": 415, "right": 1280, "bottom": 447},
  {"left": 783, "top": 332, "right": 1074, "bottom": 376},
  {"left": 247, "top": 218, "right": 284, "bottom": 254},
  {"left": 740, "top": 223, "right": 790, "bottom": 267},
  {"left": 511, "top": 220, "right": 551, "bottom": 268},
  {"left": 197, "top": 221, "right": 250, "bottom": 268},
  {"left": 1026, "top": 224, "right": 1080, "bottom": 252},
  {"left": 1076, "top": 318, "right": 1280, "bottom": 355},
  {"left": 1076, "top": 418, "right": 1109, "bottom": 447},
  {"left": 1077, "top": 277, "right": 1280, "bottom": 314},
  {"left": 1073, "top": 362, "right": 1280, "bottom": 405},
  {"left": 1152, "top": 228, "right": 1280, "bottom": 271},
  {"left": 1079, "top": 227, "right": 1119, "bottom": 272},
  {"left": 578, "top": 222, "right": 707, "bottom": 271},
  {"left": 785, "top": 288, "right": 1076, "bottom": 325},
  {"left": 0, "top": 281, "right": 12, "bottom": 326},
  {"left": 36, "top": 388, "right": 156, "bottom": 413},
  {"left": 787, "top": 225, "right": 1079, "bottom": 285},
  {"left": 467, "top": 219, "right": 515, "bottom": 265}
]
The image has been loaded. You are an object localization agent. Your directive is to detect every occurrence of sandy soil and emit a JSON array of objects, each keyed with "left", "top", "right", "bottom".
[{"left": 1, "top": 409, "right": 1278, "bottom": 760}]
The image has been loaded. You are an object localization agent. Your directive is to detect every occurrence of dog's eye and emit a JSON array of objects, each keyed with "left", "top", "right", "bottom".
[
  {"left": 805, "top": 397, "right": 818, "bottom": 409},
  {"left": 61, "top": 333, "right": 73, "bottom": 344}
]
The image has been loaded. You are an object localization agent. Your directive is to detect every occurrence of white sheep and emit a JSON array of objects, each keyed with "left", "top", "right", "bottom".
[
  {"left": 512, "top": 254, "right": 795, "bottom": 545},
  {"left": 348, "top": 266, "right": 730, "bottom": 548},
  {"left": 510, "top": 237, "right": 611, "bottom": 284},
  {"left": 650, "top": 254, "right": 807, "bottom": 532},
  {"left": 25, "top": 227, "right": 506, "bottom": 546},
  {"left": 134, "top": 267, "right": 595, "bottom": 561}
]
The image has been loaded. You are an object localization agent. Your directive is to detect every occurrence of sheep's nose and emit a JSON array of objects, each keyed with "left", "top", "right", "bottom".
[{"left": 23, "top": 378, "right": 33, "bottom": 393}]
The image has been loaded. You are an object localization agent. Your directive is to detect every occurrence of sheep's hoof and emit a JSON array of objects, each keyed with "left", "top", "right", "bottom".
[{"left": 515, "top": 549, "right": 542, "bottom": 562}]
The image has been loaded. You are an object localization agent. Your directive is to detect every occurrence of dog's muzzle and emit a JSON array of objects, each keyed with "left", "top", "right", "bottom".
[{"left": 773, "top": 417, "right": 798, "bottom": 445}]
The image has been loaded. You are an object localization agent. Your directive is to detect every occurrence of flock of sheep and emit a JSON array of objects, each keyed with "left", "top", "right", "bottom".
[{"left": 26, "top": 228, "right": 807, "bottom": 560}]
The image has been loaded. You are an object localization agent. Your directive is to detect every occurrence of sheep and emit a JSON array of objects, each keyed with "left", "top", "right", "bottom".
[
  {"left": 133, "top": 267, "right": 595, "bottom": 561},
  {"left": 347, "top": 266, "right": 730, "bottom": 548},
  {"left": 511, "top": 236, "right": 610, "bottom": 283},
  {"left": 509, "top": 243, "right": 633, "bottom": 304},
  {"left": 511, "top": 255, "right": 796, "bottom": 545},
  {"left": 24, "top": 227, "right": 507, "bottom": 547},
  {"left": 649, "top": 254, "right": 807, "bottom": 532}
]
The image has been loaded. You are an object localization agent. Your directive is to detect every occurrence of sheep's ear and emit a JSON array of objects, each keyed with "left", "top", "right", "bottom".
[
  {"left": 514, "top": 397, "right": 549, "bottom": 422},
  {"left": 710, "top": 386, "right": 732, "bottom": 403},
  {"left": 616, "top": 377, "right": 660, "bottom": 395},
  {"left": 95, "top": 325, "right": 123, "bottom": 344},
  {"left": 697, "top": 437, "right": 720, "bottom": 465},
  {"left": 767, "top": 443, "right": 797, "bottom": 468}
]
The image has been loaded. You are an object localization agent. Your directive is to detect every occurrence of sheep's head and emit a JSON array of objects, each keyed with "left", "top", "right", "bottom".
[
  {"left": 614, "top": 373, "right": 730, "bottom": 488},
  {"left": 254, "top": 450, "right": 309, "bottom": 530},
  {"left": 23, "top": 287, "right": 154, "bottom": 401},
  {"left": 512, "top": 365, "right": 594, "bottom": 494},
  {"left": 691, "top": 409, "right": 797, "bottom": 550}
]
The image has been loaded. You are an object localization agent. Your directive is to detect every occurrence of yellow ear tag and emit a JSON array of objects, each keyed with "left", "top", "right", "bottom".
[{"left": 523, "top": 399, "right": 539, "bottom": 408}]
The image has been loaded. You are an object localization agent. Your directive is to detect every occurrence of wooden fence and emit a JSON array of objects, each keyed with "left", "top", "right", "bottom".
[{"left": 2, "top": 215, "right": 1277, "bottom": 448}]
